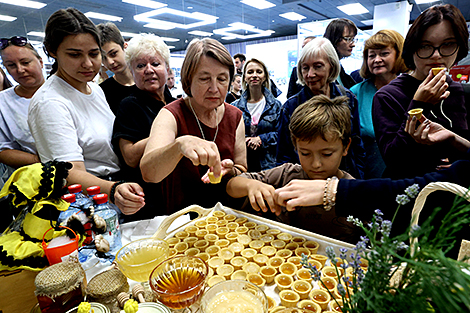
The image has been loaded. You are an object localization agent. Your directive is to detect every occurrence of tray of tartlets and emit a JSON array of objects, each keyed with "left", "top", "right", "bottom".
[{"left": 156, "top": 203, "right": 358, "bottom": 313}]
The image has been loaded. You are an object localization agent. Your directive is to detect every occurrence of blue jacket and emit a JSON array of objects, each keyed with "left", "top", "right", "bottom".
[
  {"left": 275, "top": 84, "right": 366, "bottom": 179},
  {"left": 232, "top": 87, "right": 282, "bottom": 170}
]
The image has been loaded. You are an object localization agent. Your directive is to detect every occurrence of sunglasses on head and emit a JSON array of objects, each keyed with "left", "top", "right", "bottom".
[{"left": 0, "top": 36, "right": 28, "bottom": 50}]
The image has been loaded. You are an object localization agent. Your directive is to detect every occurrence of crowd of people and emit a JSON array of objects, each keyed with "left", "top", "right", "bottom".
[{"left": 1, "top": 4, "right": 469, "bottom": 248}]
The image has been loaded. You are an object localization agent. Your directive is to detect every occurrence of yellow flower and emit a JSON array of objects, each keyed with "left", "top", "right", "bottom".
[
  {"left": 77, "top": 302, "right": 92, "bottom": 313},
  {"left": 124, "top": 299, "right": 139, "bottom": 313}
]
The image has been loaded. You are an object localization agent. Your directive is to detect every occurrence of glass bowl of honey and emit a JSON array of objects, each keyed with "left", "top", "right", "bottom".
[
  {"left": 115, "top": 238, "right": 169, "bottom": 282},
  {"left": 200, "top": 280, "right": 268, "bottom": 313},
  {"left": 149, "top": 255, "right": 208, "bottom": 311}
]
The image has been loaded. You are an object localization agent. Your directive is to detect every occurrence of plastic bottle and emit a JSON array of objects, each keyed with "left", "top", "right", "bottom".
[
  {"left": 68, "top": 184, "right": 94, "bottom": 212},
  {"left": 59, "top": 193, "right": 94, "bottom": 261},
  {"left": 86, "top": 186, "right": 101, "bottom": 200},
  {"left": 93, "top": 194, "right": 122, "bottom": 254}
]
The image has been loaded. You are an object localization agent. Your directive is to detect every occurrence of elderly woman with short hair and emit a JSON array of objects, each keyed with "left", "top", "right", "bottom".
[
  {"left": 112, "top": 33, "right": 175, "bottom": 221},
  {"left": 141, "top": 38, "right": 247, "bottom": 213},
  {"left": 276, "top": 37, "right": 365, "bottom": 179}
]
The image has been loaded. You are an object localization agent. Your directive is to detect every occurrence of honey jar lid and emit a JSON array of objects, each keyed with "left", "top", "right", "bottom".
[
  {"left": 86, "top": 268, "right": 129, "bottom": 299},
  {"left": 35, "top": 261, "right": 84, "bottom": 298}
]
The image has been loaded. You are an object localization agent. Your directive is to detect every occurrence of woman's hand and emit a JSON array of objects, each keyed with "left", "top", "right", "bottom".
[
  {"left": 274, "top": 179, "right": 326, "bottom": 211},
  {"left": 114, "top": 183, "right": 145, "bottom": 215},
  {"left": 246, "top": 136, "right": 262, "bottom": 150},
  {"left": 201, "top": 159, "right": 234, "bottom": 183},
  {"left": 413, "top": 69, "right": 449, "bottom": 104},
  {"left": 246, "top": 180, "right": 281, "bottom": 215},
  {"left": 405, "top": 116, "right": 454, "bottom": 145},
  {"left": 177, "top": 135, "right": 222, "bottom": 177}
]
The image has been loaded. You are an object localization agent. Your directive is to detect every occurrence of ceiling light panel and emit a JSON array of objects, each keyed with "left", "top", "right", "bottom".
[
  {"left": 337, "top": 3, "right": 369, "bottom": 15},
  {"left": 240, "top": 0, "right": 275, "bottom": 10},
  {"left": 85, "top": 12, "right": 123, "bottom": 22},
  {"left": 188, "top": 30, "right": 213, "bottom": 36},
  {"left": 135, "top": 7, "right": 218, "bottom": 30},
  {"left": 214, "top": 22, "right": 274, "bottom": 40},
  {"left": 27, "top": 31, "right": 45, "bottom": 37},
  {"left": 122, "top": 0, "right": 166, "bottom": 9},
  {"left": 414, "top": 0, "right": 439, "bottom": 3},
  {"left": 279, "top": 12, "right": 306, "bottom": 21},
  {"left": 0, "top": 0, "right": 46, "bottom": 9},
  {"left": 0, "top": 14, "right": 17, "bottom": 22}
]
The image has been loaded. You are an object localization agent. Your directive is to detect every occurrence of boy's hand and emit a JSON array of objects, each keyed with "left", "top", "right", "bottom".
[
  {"left": 274, "top": 180, "right": 325, "bottom": 211},
  {"left": 247, "top": 180, "right": 281, "bottom": 215}
]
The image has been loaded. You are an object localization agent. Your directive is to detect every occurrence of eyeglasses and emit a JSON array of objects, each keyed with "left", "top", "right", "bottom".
[
  {"left": 416, "top": 42, "right": 458, "bottom": 59},
  {"left": 0, "top": 36, "right": 28, "bottom": 50},
  {"left": 341, "top": 37, "right": 357, "bottom": 44}
]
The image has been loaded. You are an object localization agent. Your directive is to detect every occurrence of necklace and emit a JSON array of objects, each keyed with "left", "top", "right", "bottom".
[{"left": 188, "top": 98, "right": 219, "bottom": 142}]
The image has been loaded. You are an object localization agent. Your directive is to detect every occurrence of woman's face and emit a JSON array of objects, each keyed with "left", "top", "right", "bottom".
[
  {"left": 131, "top": 52, "right": 168, "bottom": 97},
  {"left": 232, "top": 76, "right": 241, "bottom": 92},
  {"left": 367, "top": 46, "right": 397, "bottom": 78},
  {"left": 336, "top": 27, "right": 356, "bottom": 58},
  {"left": 244, "top": 62, "right": 266, "bottom": 89},
  {"left": 1, "top": 45, "right": 44, "bottom": 89},
  {"left": 412, "top": 20, "right": 459, "bottom": 81},
  {"left": 300, "top": 52, "right": 331, "bottom": 95},
  {"left": 190, "top": 55, "right": 230, "bottom": 110},
  {"left": 53, "top": 33, "right": 101, "bottom": 90}
]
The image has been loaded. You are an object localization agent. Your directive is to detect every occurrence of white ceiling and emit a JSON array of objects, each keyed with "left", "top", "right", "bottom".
[{"left": 0, "top": 0, "right": 468, "bottom": 52}]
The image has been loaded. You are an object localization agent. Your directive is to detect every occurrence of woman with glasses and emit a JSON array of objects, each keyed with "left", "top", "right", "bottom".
[
  {"left": 372, "top": 4, "right": 469, "bottom": 179},
  {"left": 324, "top": 18, "right": 358, "bottom": 89},
  {"left": 28, "top": 8, "right": 145, "bottom": 214},
  {"left": 0, "top": 37, "right": 42, "bottom": 187}
]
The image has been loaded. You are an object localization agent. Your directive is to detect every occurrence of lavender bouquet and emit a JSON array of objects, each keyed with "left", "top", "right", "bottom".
[{"left": 302, "top": 184, "right": 470, "bottom": 313}]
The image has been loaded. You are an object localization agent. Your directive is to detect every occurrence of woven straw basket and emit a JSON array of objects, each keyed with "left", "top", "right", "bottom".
[{"left": 410, "top": 182, "right": 470, "bottom": 263}]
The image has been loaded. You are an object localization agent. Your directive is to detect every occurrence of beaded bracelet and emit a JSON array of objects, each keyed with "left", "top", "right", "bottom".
[
  {"left": 323, "top": 176, "right": 338, "bottom": 211},
  {"left": 110, "top": 180, "right": 126, "bottom": 204}
]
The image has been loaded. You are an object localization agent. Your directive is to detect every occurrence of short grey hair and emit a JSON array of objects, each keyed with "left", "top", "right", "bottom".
[
  {"left": 297, "top": 37, "right": 340, "bottom": 86},
  {"left": 125, "top": 33, "right": 170, "bottom": 69}
]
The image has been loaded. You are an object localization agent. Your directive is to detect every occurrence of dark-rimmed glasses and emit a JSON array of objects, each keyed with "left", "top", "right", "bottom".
[
  {"left": 341, "top": 36, "right": 357, "bottom": 43},
  {"left": 0, "top": 36, "right": 28, "bottom": 50},
  {"left": 416, "top": 42, "right": 458, "bottom": 59}
]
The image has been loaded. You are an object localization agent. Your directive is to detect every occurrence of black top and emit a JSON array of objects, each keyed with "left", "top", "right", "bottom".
[
  {"left": 100, "top": 77, "right": 138, "bottom": 115},
  {"left": 112, "top": 86, "right": 175, "bottom": 221},
  {"left": 225, "top": 91, "right": 240, "bottom": 104},
  {"left": 337, "top": 65, "right": 357, "bottom": 90},
  {"left": 336, "top": 148, "right": 470, "bottom": 258},
  {"left": 287, "top": 67, "right": 302, "bottom": 99}
]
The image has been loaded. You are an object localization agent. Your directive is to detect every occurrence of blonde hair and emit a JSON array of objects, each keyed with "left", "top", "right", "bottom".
[
  {"left": 125, "top": 33, "right": 170, "bottom": 70},
  {"left": 289, "top": 95, "right": 351, "bottom": 147},
  {"left": 241, "top": 58, "right": 271, "bottom": 92},
  {"left": 297, "top": 37, "right": 340, "bottom": 86}
]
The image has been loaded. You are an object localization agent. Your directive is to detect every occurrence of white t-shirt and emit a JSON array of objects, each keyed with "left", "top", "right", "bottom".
[
  {"left": 0, "top": 87, "right": 37, "bottom": 187},
  {"left": 246, "top": 96, "right": 266, "bottom": 125},
  {"left": 28, "top": 75, "right": 120, "bottom": 177},
  {"left": 0, "top": 87, "right": 37, "bottom": 154}
]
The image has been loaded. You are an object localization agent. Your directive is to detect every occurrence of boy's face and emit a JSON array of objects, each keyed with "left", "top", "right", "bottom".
[
  {"left": 101, "top": 42, "right": 128, "bottom": 75},
  {"left": 296, "top": 135, "right": 350, "bottom": 180}
]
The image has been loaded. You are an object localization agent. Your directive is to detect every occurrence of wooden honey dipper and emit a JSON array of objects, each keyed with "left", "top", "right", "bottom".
[
  {"left": 117, "top": 292, "right": 130, "bottom": 308},
  {"left": 132, "top": 284, "right": 146, "bottom": 303}
]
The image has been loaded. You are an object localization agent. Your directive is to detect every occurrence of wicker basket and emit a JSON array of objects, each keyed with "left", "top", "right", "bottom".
[{"left": 410, "top": 182, "right": 470, "bottom": 263}]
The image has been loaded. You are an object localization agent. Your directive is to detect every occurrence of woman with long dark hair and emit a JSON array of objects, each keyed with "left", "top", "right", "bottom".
[{"left": 28, "top": 8, "right": 145, "bottom": 214}]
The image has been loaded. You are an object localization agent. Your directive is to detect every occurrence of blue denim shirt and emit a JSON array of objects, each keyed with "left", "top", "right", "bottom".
[
  {"left": 275, "top": 84, "right": 366, "bottom": 179},
  {"left": 232, "top": 87, "right": 282, "bottom": 170}
]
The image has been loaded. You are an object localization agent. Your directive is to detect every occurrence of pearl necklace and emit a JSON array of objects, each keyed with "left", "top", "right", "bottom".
[{"left": 188, "top": 98, "right": 219, "bottom": 142}]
